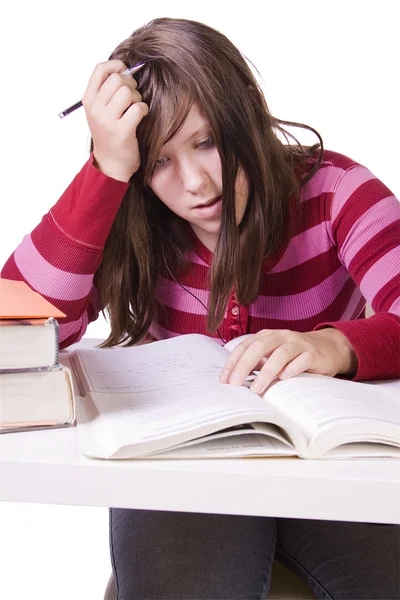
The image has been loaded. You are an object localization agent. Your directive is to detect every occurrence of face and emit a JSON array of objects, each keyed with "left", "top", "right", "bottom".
[{"left": 149, "top": 104, "right": 249, "bottom": 251}]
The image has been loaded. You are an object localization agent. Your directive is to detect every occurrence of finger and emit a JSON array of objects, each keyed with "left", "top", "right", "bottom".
[
  {"left": 83, "top": 60, "right": 133, "bottom": 107},
  {"left": 219, "top": 336, "right": 264, "bottom": 383},
  {"left": 279, "top": 351, "right": 313, "bottom": 380},
  {"left": 93, "top": 71, "right": 136, "bottom": 108},
  {"left": 250, "top": 344, "right": 303, "bottom": 394},
  {"left": 225, "top": 336, "right": 279, "bottom": 386},
  {"left": 121, "top": 101, "right": 149, "bottom": 129},
  {"left": 105, "top": 87, "right": 143, "bottom": 120}
]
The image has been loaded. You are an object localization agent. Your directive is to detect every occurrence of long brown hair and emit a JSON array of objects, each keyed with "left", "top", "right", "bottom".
[{"left": 95, "top": 17, "right": 323, "bottom": 346}]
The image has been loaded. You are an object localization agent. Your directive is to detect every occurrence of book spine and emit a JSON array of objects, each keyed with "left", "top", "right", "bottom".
[
  {"left": 0, "top": 365, "right": 63, "bottom": 375},
  {"left": 50, "top": 317, "right": 60, "bottom": 368}
]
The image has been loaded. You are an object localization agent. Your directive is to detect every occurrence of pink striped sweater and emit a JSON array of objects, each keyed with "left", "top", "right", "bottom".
[{"left": 2, "top": 150, "right": 399, "bottom": 380}]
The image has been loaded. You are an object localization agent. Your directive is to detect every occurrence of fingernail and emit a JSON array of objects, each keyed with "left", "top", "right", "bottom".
[
  {"left": 280, "top": 370, "right": 290, "bottom": 379},
  {"left": 230, "top": 374, "right": 242, "bottom": 385},
  {"left": 251, "top": 380, "right": 263, "bottom": 393}
]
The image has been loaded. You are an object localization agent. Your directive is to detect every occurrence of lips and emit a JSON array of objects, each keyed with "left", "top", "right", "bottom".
[
  {"left": 192, "top": 195, "right": 223, "bottom": 219},
  {"left": 194, "top": 195, "right": 222, "bottom": 209}
]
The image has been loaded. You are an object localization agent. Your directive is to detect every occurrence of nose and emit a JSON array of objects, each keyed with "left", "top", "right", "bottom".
[{"left": 179, "top": 159, "right": 210, "bottom": 195}]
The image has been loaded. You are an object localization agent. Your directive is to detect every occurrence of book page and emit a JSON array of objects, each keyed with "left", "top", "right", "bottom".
[
  {"left": 146, "top": 431, "right": 297, "bottom": 459},
  {"left": 72, "top": 334, "right": 230, "bottom": 394},
  {"left": 264, "top": 373, "right": 400, "bottom": 442},
  {"left": 73, "top": 334, "right": 291, "bottom": 458},
  {"left": 324, "top": 442, "right": 400, "bottom": 459},
  {"left": 224, "top": 334, "right": 254, "bottom": 353}
]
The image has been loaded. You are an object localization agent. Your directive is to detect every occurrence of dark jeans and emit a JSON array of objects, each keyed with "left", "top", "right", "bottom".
[{"left": 109, "top": 508, "right": 400, "bottom": 600}]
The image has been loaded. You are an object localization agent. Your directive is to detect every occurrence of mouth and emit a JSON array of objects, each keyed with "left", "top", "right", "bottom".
[
  {"left": 192, "top": 195, "right": 223, "bottom": 219},
  {"left": 194, "top": 195, "right": 222, "bottom": 209}
]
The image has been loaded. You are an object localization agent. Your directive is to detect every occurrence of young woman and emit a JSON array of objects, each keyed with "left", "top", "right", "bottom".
[{"left": 2, "top": 17, "right": 399, "bottom": 600}]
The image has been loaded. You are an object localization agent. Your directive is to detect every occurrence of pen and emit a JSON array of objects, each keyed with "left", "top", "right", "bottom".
[{"left": 58, "top": 62, "right": 145, "bottom": 119}]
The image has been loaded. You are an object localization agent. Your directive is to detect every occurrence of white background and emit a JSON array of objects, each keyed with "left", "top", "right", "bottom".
[{"left": 0, "top": 1, "right": 399, "bottom": 598}]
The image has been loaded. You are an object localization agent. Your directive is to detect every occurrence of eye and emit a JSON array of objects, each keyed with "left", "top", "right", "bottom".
[
  {"left": 155, "top": 157, "right": 168, "bottom": 168},
  {"left": 197, "top": 135, "right": 215, "bottom": 149}
]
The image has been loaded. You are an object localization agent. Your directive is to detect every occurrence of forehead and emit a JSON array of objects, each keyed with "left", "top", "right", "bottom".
[{"left": 160, "top": 104, "right": 211, "bottom": 150}]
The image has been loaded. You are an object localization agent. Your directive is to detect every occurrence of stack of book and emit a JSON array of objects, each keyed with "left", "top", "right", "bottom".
[{"left": 0, "top": 278, "right": 75, "bottom": 433}]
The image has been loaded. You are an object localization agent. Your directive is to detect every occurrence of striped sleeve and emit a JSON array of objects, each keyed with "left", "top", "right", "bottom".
[
  {"left": 315, "top": 164, "right": 400, "bottom": 380},
  {"left": 1, "top": 156, "right": 129, "bottom": 348}
]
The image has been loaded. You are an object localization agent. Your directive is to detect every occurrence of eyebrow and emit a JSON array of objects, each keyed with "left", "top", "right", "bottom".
[
  {"left": 161, "top": 124, "right": 212, "bottom": 151},
  {"left": 187, "top": 124, "right": 212, "bottom": 141}
]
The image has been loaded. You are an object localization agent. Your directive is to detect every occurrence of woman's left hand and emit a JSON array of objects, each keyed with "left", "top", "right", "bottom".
[{"left": 219, "top": 328, "right": 358, "bottom": 394}]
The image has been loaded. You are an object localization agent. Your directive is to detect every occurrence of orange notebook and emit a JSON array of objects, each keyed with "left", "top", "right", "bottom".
[{"left": 0, "top": 278, "right": 66, "bottom": 319}]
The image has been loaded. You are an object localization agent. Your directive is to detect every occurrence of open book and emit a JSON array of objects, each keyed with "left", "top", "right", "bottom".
[{"left": 69, "top": 333, "right": 400, "bottom": 460}]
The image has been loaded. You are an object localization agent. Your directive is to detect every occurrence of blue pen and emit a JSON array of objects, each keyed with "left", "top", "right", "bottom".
[{"left": 58, "top": 62, "right": 145, "bottom": 119}]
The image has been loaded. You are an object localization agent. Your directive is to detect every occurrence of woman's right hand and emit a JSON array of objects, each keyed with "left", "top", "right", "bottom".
[{"left": 82, "top": 60, "right": 149, "bottom": 182}]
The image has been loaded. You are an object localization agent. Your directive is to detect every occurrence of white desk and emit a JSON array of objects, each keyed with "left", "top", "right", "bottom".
[
  {"left": 1, "top": 340, "right": 399, "bottom": 525},
  {"left": 1, "top": 422, "right": 399, "bottom": 524}
]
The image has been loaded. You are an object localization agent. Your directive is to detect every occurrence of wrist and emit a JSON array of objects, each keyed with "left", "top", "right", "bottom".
[
  {"left": 314, "top": 327, "right": 358, "bottom": 376},
  {"left": 92, "top": 155, "right": 133, "bottom": 183}
]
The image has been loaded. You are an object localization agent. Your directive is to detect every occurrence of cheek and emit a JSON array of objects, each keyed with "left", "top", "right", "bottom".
[
  {"left": 209, "top": 148, "right": 222, "bottom": 180},
  {"left": 235, "top": 170, "right": 249, "bottom": 196},
  {"left": 235, "top": 170, "right": 249, "bottom": 205},
  {"left": 235, "top": 170, "right": 250, "bottom": 223},
  {"left": 149, "top": 171, "right": 173, "bottom": 205},
  {"left": 149, "top": 172, "right": 184, "bottom": 217}
]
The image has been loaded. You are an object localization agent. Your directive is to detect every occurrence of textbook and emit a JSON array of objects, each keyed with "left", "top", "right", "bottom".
[
  {"left": 70, "top": 333, "right": 400, "bottom": 460},
  {"left": 0, "top": 318, "right": 59, "bottom": 371},
  {"left": 0, "top": 278, "right": 75, "bottom": 433},
  {"left": 0, "top": 366, "right": 75, "bottom": 433},
  {"left": 0, "top": 278, "right": 66, "bottom": 371}
]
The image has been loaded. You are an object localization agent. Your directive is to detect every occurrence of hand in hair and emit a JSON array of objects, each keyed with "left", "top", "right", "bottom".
[
  {"left": 219, "top": 328, "right": 358, "bottom": 395},
  {"left": 82, "top": 60, "right": 149, "bottom": 182}
]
